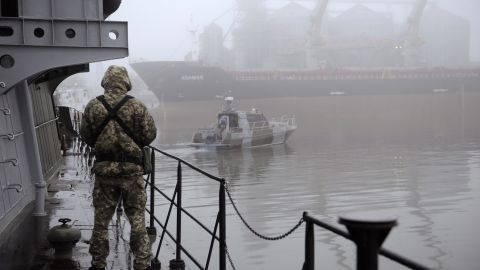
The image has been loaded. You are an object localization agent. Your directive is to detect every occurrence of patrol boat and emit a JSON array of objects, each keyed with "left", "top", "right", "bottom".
[{"left": 191, "top": 97, "right": 297, "bottom": 149}]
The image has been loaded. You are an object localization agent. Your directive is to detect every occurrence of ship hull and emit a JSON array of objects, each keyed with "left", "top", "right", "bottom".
[{"left": 130, "top": 61, "right": 480, "bottom": 101}]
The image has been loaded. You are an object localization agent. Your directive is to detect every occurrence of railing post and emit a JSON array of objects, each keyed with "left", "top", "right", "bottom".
[
  {"left": 339, "top": 213, "right": 397, "bottom": 270},
  {"left": 147, "top": 150, "right": 161, "bottom": 270},
  {"left": 303, "top": 212, "right": 314, "bottom": 270},
  {"left": 219, "top": 180, "right": 227, "bottom": 270},
  {"left": 170, "top": 161, "right": 185, "bottom": 270},
  {"left": 148, "top": 149, "right": 156, "bottom": 231}
]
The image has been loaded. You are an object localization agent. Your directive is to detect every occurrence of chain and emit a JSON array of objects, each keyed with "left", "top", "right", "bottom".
[{"left": 224, "top": 182, "right": 305, "bottom": 241}]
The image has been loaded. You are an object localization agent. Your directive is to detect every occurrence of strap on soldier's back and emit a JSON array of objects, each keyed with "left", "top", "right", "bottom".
[
  {"left": 93, "top": 95, "right": 142, "bottom": 147},
  {"left": 93, "top": 95, "right": 151, "bottom": 173}
]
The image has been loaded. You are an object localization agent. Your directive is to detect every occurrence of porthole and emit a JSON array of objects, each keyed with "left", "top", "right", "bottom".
[
  {"left": 108, "top": 30, "right": 119, "bottom": 40},
  {"left": 65, "top": 28, "right": 76, "bottom": 39},
  {"left": 0, "top": 55, "right": 15, "bottom": 69},
  {"left": 34, "top": 27, "right": 45, "bottom": 38},
  {"left": 0, "top": 26, "right": 14, "bottom": 36}
]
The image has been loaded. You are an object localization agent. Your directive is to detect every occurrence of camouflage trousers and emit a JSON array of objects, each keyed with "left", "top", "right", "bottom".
[{"left": 89, "top": 175, "right": 151, "bottom": 270}]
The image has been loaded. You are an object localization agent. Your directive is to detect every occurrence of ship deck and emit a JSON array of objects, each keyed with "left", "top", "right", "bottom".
[{"left": 0, "top": 150, "right": 134, "bottom": 270}]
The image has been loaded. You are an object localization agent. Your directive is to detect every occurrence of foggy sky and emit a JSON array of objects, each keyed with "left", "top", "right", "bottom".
[{"left": 109, "top": 0, "right": 480, "bottom": 62}]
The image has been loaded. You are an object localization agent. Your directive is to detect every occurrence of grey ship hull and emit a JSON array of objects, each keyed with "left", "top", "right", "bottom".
[
  {"left": 0, "top": 0, "right": 128, "bottom": 267},
  {"left": 130, "top": 61, "right": 480, "bottom": 101}
]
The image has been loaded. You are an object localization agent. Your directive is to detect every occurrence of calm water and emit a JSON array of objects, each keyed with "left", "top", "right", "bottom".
[{"left": 148, "top": 97, "right": 480, "bottom": 270}]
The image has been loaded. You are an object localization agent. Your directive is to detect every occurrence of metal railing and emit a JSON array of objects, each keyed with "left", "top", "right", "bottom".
[
  {"left": 303, "top": 212, "right": 431, "bottom": 270},
  {"left": 145, "top": 146, "right": 228, "bottom": 270},
  {"left": 64, "top": 102, "right": 432, "bottom": 270},
  {"left": 143, "top": 146, "right": 431, "bottom": 270}
]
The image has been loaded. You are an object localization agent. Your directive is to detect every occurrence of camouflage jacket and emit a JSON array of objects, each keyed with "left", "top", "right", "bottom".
[{"left": 80, "top": 65, "right": 157, "bottom": 177}]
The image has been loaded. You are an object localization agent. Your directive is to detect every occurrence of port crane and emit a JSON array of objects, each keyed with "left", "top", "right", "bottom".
[
  {"left": 306, "top": 0, "right": 428, "bottom": 67},
  {"left": 307, "top": 0, "right": 329, "bottom": 67},
  {"left": 401, "top": 0, "right": 428, "bottom": 66}
]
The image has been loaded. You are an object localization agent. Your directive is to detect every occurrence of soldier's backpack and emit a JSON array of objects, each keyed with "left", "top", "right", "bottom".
[{"left": 91, "top": 95, "right": 152, "bottom": 175}]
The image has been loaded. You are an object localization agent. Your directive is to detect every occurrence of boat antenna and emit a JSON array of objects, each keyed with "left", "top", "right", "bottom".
[{"left": 186, "top": 14, "right": 199, "bottom": 62}]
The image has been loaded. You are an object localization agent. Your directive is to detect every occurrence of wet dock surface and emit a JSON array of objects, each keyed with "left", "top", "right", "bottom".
[{"left": 0, "top": 152, "right": 133, "bottom": 270}]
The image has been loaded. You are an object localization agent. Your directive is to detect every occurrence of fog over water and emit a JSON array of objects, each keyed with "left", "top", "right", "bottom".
[
  {"left": 145, "top": 96, "right": 480, "bottom": 270},
  {"left": 147, "top": 95, "right": 480, "bottom": 270},
  {"left": 55, "top": 1, "right": 480, "bottom": 269}
]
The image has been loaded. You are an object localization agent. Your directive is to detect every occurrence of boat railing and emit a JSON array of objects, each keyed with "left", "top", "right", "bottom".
[
  {"left": 279, "top": 115, "right": 296, "bottom": 126},
  {"left": 250, "top": 120, "right": 271, "bottom": 130},
  {"left": 230, "top": 127, "right": 243, "bottom": 133},
  {"left": 270, "top": 115, "right": 296, "bottom": 127},
  {"left": 228, "top": 67, "right": 480, "bottom": 81},
  {"left": 196, "top": 127, "right": 217, "bottom": 135},
  {"left": 143, "top": 146, "right": 432, "bottom": 270}
]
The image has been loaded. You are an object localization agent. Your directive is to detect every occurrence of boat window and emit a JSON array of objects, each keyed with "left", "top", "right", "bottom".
[
  {"left": 218, "top": 113, "right": 239, "bottom": 128},
  {"left": 229, "top": 114, "right": 239, "bottom": 127},
  {"left": 1, "top": 0, "right": 19, "bottom": 17},
  {"left": 246, "top": 113, "right": 267, "bottom": 124}
]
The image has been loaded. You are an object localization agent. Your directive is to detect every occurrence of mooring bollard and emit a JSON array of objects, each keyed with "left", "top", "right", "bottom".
[
  {"left": 339, "top": 213, "right": 397, "bottom": 270},
  {"left": 47, "top": 218, "right": 81, "bottom": 260}
]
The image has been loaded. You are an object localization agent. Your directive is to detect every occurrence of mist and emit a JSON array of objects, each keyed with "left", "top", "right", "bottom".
[
  {"left": 49, "top": 2, "right": 480, "bottom": 270},
  {"left": 108, "top": 0, "right": 479, "bottom": 62}
]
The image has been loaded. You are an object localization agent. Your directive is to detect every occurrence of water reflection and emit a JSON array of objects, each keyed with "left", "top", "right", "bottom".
[
  {"left": 398, "top": 147, "right": 476, "bottom": 269},
  {"left": 192, "top": 144, "right": 294, "bottom": 182},
  {"left": 153, "top": 143, "right": 480, "bottom": 269},
  {"left": 150, "top": 94, "right": 480, "bottom": 269}
]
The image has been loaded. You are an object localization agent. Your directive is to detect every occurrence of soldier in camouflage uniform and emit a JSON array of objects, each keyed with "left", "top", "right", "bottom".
[{"left": 80, "top": 65, "right": 157, "bottom": 270}]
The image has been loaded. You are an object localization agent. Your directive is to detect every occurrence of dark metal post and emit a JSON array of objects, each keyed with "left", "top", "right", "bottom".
[
  {"left": 339, "top": 214, "right": 397, "bottom": 270},
  {"left": 149, "top": 150, "right": 156, "bottom": 231},
  {"left": 147, "top": 150, "right": 161, "bottom": 270},
  {"left": 303, "top": 212, "right": 314, "bottom": 270},
  {"left": 18, "top": 80, "right": 46, "bottom": 216},
  {"left": 219, "top": 180, "right": 227, "bottom": 270},
  {"left": 170, "top": 161, "right": 185, "bottom": 270},
  {"left": 176, "top": 161, "right": 182, "bottom": 260}
]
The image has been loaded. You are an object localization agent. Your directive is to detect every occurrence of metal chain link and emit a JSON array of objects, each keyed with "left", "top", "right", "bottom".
[{"left": 224, "top": 182, "right": 305, "bottom": 241}]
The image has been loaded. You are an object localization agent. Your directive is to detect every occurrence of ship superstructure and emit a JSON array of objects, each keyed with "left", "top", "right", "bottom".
[{"left": 0, "top": 0, "right": 128, "bottom": 250}]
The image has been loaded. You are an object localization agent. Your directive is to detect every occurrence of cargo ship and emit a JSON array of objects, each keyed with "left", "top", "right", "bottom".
[
  {"left": 130, "top": 61, "right": 480, "bottom": 101},
  {"left": 130, "top": 1, "right": 480, "bottom": 102}
]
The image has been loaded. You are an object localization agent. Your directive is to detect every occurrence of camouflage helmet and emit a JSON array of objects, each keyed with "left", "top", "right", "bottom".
[{"left": 101, "top": 65, "right": 132, "bottom": 92}]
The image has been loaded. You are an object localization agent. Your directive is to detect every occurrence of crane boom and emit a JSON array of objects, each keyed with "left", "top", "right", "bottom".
[
  {"left": 310, "top": 0, "right": 329, "bottom": 42},
  {"left": 307, "top": 0, "right": 330, "bottom": 68},
  {"left": 402, "top": 0, "right": 427, "bottom": 66},
  {"left": 406, "top": 0, "right": 427, "bottom": 38}
]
